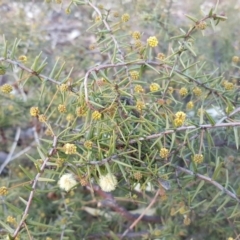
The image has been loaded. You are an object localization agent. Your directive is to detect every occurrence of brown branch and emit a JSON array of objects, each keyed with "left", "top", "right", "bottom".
[
  {"left": 120, "top": 188, "right": 161, "bottom": 239},
  {"left": 172, "top": 164, "right": 240, "bottom": 203},
  {"left": 12, "top": 136, "right": 58, "bottom": 238},
  {"left": 86, "top": 184, "right": 161, "bottom": 224},
  {"left": 0, "top": 58, "right": 60, "bottom": 85}
]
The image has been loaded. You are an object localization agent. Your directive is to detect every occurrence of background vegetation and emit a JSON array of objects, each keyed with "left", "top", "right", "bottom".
[{"left": 0, "top": 0, "right": 240, "bottom": 239}]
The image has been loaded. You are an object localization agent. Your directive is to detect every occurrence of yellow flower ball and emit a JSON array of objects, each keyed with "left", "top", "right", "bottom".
[
  {"left": 0, "top": 84, "right": 13, "bottom": 94},
  {"left": 121, "top": 13, "right": 130, "bottom": 22},
  {"left": 92, "top": 110, "right": 102, "bottom": 120},
  {"left": 58, "top": 104, "right": 67, "bottom": 113},
  {"left": 63, "top": 143, "right": 77, "bottom": 155},
  {"left": 193, "top": 87, "right": 202, "bottom": 97},
  {"left": 232, "top": 56, "right": 239, "bottom": 63},
  {"left": 84, "top": 140, "right": 93, "bottom": 149},
  {"left": 136, "top": 101, "right": 145, "bottom": 111},
  {"left": 193, "top": 154, "right": 203, "bottom": 164},
  {"left": 179, "top": 87, "right": 188, "bottom": 97},
  {"left": 0, "top": 186, "right": 8, "bottom": 196},
  {"left": 150, "top": 83, "right": 160, "bottom": 92},
  {"left": 130, "top": 70, "right": 140, "bottom": 80},
  {"left": 134, "top": 85, "right": 144, "bottom": 93},
  {"left": 30, "top": 107, "right": 40, "bottom": 117},
  {"left": 186, "top": 101, "right": 194, "bottom": 110},
  {"left": 147, "top": 36, "right": 158, "bottom": 48},
  {"left": 18, "top": 55, "right": 27, "bottom": 62},
  {"left": 132, "top": 31, "right": 141, "bottom": 40},
  {"left": 160, "top": 148, "right": 169, "bottom": 158}
]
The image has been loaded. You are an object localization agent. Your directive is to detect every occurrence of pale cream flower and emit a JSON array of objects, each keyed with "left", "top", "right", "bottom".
[
  {"left": 58, "top": 173, "right": 77, "bottom": 192},
  {"left": 99, "top": 173, "right": 117, "bottom": 192}
]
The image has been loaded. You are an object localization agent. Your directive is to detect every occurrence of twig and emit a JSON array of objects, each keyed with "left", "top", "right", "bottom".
[
  {"left": 120, "top": 188, "right": 161, "bottom": 239},
  {"left": 12, "top": 136, "right": 58, "bottom": 238},
  {"left": 0, "top": 127, "right": 21, "bottom": 174},
  {"left": 173, "top": 165, "right": 240, "bottom": 203},
  {"left": 0, "top": 58, "right": 60, "bottom": 85},
  {"left": 87, "top": 184, "right": 161, "bottom": 224}
]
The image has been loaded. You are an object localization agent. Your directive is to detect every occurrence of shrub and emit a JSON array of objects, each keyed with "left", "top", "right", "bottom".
[{"left": 0, "top": 1, "right": 239, "bottom": 239}]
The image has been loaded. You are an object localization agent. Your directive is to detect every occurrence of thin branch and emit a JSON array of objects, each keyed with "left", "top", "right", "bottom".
[
  {"left": 87, "top": 184, "right": 161, "bottom": 224},
  {"left": 12, "top": 136, "right": 58, "bottom": 238},
  {"left": 0, "top": 58, "right": 60, "bottom": 85},
  {"left": 120, "top": 188, "right": 161, "bottom": 239},
  {"left": 173, "top": 164, "right": 240, "bottom": 203},
  {"left": 0, "top": 127, "right": 21, "bottom": 174}
]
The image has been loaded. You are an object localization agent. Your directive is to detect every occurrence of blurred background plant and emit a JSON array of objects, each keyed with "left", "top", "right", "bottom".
[{"left": 0, "top": 0, "right": 240, "bottom": 239}]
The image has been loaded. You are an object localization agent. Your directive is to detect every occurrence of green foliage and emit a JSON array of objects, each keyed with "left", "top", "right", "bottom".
[{"left": 0, "top": 0, "right": 240, "bottom": 239}]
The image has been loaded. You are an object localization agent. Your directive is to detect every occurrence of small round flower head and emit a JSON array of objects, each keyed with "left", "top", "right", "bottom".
[
  {"left": 18, "top": 55, "right": 27, "bottom": 62},
  {"left": 95, "top": 15, "right": 101, "bottom": 22},
  {"left": 0, "top": 186, "right": 8, "bottom": 196},
  {"left": 193, "top": 154, "right": 203, "bottom": 164},
  {"left": 66, "top": 113, "right": 74, "bottom": 122},
  {"left": 136, "top": 101, "right": 145, "bottom": 111},
  {"left": 134, "top": 40, "right": 142, "bottom": 48},
  {"left": 150, "top": 83, "right": 160, "bottom": 92},
  {"left": 63, "top": 143, "right": 77, "bottom": 154},
  {"left": 58, "top": 104, "right": 67, "bottom": 113},
  {"left": 56, "top": 0, "right": 62, "bottom": 4},
  {"left": 186, "top": 101, "right": 194, "bottom": 110},
  {"left": 157, "top": 52, "right": 165, "bottom": 60},
  {"left": 58, "top": 173, "right": 77, "bottom": 192},
  {"left": 232, "top": 56, "right": 239, "bottom": 63},
  {"left": 147, "top": 36, "right": 158, "bottom": 48},
  {"left": 130, "top": 70, "right": 140, "bottom": 80},
  {"left": 113, "top": 11, "right": 119, "bottom": 18},
  {"left": 121, "top": 13, "right": 130, "bottom": 22},
  {"left": 92, "top": 110, "right": 102, "bottom": 120},
  {"left": 99, "top": 173, "right": 117, "bottom": 192},
  {"left": 160, "top": 148, "right": 169, "bottom": 158},
  {"left": 38, "top": 114, "right": 47, "bottom": 122},
  {"left": 30, "top": 107, "right": 40, "bottom": 117},
  {"left": 6, "top": 216, "right": 16, "bottom": 225},
  {"left": 196, "top": 21, "right": 207, "bottom": 30},
  {"left": 174, "top": 111, "right": 186, "bottom": 127},
  {"left": 84, "top": 140, "right": 93, "bottom": 149},
  {"left": 133, "top": 171, "right": 143, "bottom": 181},
  {"left": 45, "top": 128, "right": 54, "bottom": 136},
  {"left": 134, "top": 85, "right": 144, "bottom": 93},
  {"left": 59, "top": 83, "right": 68, "bottom": 92},
  {"left": 0, "top": 84, "right": 13, "bottom": 94},
  {"left": 179, "top": 87, "right": 188, "bottom": 97},
  {"left": 132, "top": 31, "right": 141, "bottom": 40},
  {"left": 223, "top": 81, "right": 234, "bottom": 91},
  {"left": 76, "top": 106, "right": 86, "bottom": 117},
  {"left": 193, "top": 87, "right": 202, "bottom": 97}
]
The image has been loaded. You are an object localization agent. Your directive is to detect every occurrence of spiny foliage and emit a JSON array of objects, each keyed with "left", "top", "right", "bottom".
[{"left": 0, "top": 1, "right": 240, "bottom": 240}]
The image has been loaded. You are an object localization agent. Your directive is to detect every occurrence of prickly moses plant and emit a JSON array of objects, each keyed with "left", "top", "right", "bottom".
[{"left": 0, "top": 0, "right": 240, "bottom": 239}]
